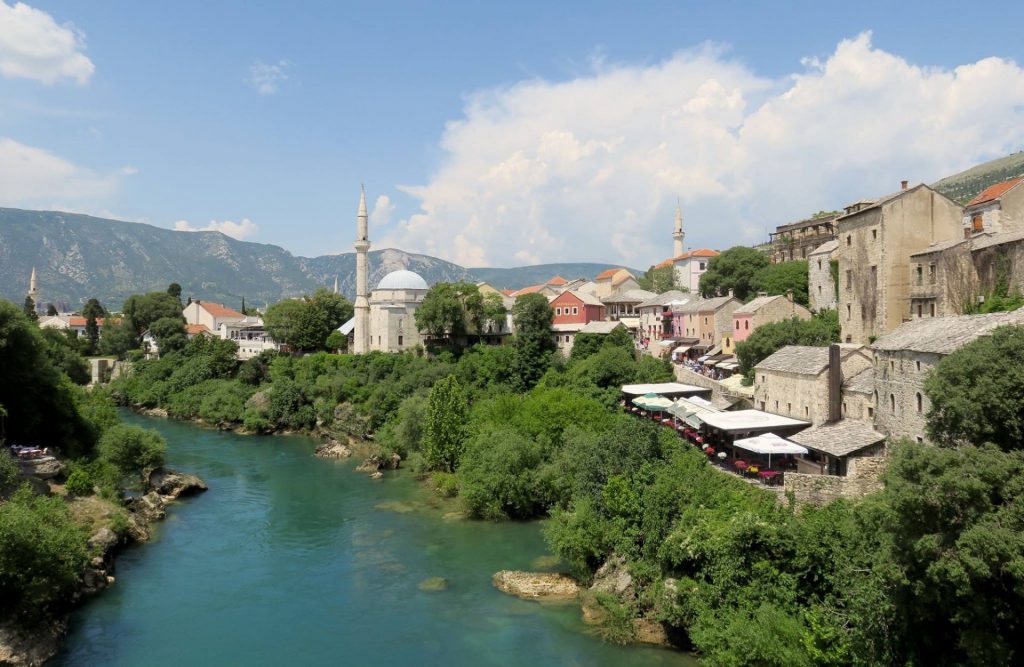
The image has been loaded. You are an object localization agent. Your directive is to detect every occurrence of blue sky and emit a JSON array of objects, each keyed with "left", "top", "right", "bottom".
[{"left": 3, "top": 1, "right": 1024, "bottom": 267}]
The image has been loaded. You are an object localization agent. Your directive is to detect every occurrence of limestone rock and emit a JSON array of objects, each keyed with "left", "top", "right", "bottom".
[
  {"left": 370, "top": 471, "right": 384, "bottom": 480},
  {"left": 492, "top": 570, "right": 579, "bottom": 601},
  {"left": 0, "top": 619, "right": 64, "bottom": 667},
  {"left": 632, "top": 618, "right": 670, "bottom": 646},
  {"left": 20, "top": 458, "right": 64, "bottom": 480},
  {"left": 125, "top": 512, "right": 151, "bottom": 543},
  {"left": 355, "top": 452, "right": 402, "bottom": 474},
  {"left": 127, "top": 491, "right": 166, "bottom": 523},
  {"left": 589, "top": 554, "right": 635, "bottom": 602},
  {"left": 314, "top": 440, "right": 352, "bottom": 459},
  {"left": 87, "top": 527, "right": 120, "bottom": 555},
  {"left": 147, "top": 468, "right": 208, "bottom": 499}
]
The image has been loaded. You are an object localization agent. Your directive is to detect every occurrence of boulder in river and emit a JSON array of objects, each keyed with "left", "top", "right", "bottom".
[
  {"left": 492, "top": 571, "right": 580, "bottom": 601},
  {"left": 314, "top": 440, "right": 352, "bottom": 459},
  {"left": 147, "top": 468, "right": 208, "bottom": 499}
]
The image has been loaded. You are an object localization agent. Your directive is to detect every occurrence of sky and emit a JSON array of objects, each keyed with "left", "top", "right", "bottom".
[{"left": 2, "top": 1, "right": 1024, "bottom": 268}]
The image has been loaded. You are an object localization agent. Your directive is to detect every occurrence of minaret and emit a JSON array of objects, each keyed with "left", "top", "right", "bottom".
[
  {"left": 353, "top": 186, "right": 371, "bottom": 354},
  {"left": 28, "top": 267, "right": 39, "bottom": 305},
  {"left": 673, "top": 200, "right": 685, "bottom": 257},
  {"left": 333, "top": 275, "right": 339, "bottom": 295}
]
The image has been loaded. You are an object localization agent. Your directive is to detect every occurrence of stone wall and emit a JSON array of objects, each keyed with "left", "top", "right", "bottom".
[
  {"left": 872, "top": 349, "right": 938, "bottom": 442},
  {"left": 784, "top": 455, "right": 887, "bottom": 507},
  {"left": 674, "top": 365, "right": 752, "bottom": 408},
  {"left": 754, "top": 370, "right": 829, "bottom": 424},
  {"left": 809, "top": 249, "right": 837, "bottom": 312}
]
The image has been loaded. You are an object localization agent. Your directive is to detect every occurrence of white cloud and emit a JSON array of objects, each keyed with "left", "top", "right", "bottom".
[
  {"left": 173, "top": 218, "right": 259, "bottom": 240},
  {"left": 0, "top": 136, "right": 128, "bottom": 206},
  {"left": 246, "top": 59, "right": 289, "bottom": 95},
  {"left": 369, "top": 194, "right": 395, "bottom": 227},
  {"left": 0, "top": 1, "right": 94, "bottom": 84},
  {"left": 378, "top": 34, "right": 1024, "bottom": 267}
]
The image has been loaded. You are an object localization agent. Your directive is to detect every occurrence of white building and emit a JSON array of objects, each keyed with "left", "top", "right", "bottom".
[{"left": 366, "top": 270, "right": 430, "bottom": 352}]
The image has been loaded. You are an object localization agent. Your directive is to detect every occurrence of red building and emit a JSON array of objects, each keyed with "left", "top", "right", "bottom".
[{"left": 551, "top": 290, "right": 605, "bottom": 325}]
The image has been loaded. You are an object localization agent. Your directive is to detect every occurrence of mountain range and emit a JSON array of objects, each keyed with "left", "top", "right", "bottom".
[{"left": 0, "top": 208, "right": 633, "bottom": 310}]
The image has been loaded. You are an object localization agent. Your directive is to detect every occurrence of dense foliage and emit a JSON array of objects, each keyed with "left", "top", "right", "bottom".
[
  {"left": 264, "top": 289, "right": 353, "bottom": 352},
  {"left": 924, "top": 325, "right": 1024, "bottom": 449},
  {"left": 751, "top": 260, "right": 810, "bottom": 306},
  {"left": 699, "top": 246, "right": 770, "bottom": 300}
]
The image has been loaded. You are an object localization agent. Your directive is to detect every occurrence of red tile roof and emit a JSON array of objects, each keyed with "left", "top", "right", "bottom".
[
  {"left": 186, "top": 323, "right": 211, "bottom": 335},
  {"left": 967, "top": 177, "right": 1024, "bottom": 207},
  {"left": 654, "top": 259, "right": 674, "bottom": 269},
  {"left": 514, "top": 284, "right": 545, "bottom": 295},
  {"left": 68, "top": 316, "right": 105, "bottom": 327},
  {"left": 546, "top": 275, "right": 568, "bottom": 286},
  {"left": 500, "top": 289, "right": 517, "bottom": 297},
  {"left": 197, "top": 301, "right": 244, "bottom": 319},
  {"left": 594, "top": 268, "right": 624, "bottom": 281}
]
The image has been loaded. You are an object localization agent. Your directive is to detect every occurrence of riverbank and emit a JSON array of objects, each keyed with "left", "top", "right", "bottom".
[{"left": 0, "top": 465, "right": 206, "bottom": 666}]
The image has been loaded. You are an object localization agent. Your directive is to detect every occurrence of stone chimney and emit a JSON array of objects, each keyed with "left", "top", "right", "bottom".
[
  {"left": 901, "top": 180, "right": 909, "bottom": 191},
  {"left": 785, "top": 289, "right": 793, "bottom": 303},
  {"left": 828, "top": 343, "right": 842, "bottom": 422},
  {"left": 728, "top": 288, "right": 734, "bottom": 298}
]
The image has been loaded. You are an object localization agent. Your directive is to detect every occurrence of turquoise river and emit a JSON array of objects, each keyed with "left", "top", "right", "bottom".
[{"left": 54, "top": 411, "right": 696, "bottom": 666}]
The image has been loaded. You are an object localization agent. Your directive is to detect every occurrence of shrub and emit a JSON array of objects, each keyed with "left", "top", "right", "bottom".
[
  {"left": 98, "top": 424, "right": 167, "bottom": 486},
  {"left": 64, "top": 468, "right": 94, "bottom": 497}
]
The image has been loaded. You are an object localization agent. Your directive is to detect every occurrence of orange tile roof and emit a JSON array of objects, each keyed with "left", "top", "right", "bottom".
[
  {"left": 500, "top": 289, "right": 517, "bottom": 296},
  {"left": 594, "top": 268, "right": 624, "bottom": 281},
  {"left": 967, "top": 177, "right": 1024, "bottom": 207},
  {"left": 198, "top": 301, "right": 244, "bottom": 319},
  {"left": 670, "top": 248, "right": 720, "bottom": 262},
  {"left": 514, "top": 284, "right": 545, "bottom": 295},
  {"left": 186, "top": 323, "right": 211, "bottom": 335},
  {"left": 68, "top": 316, "right": 107, "bottom": 327},
  {"left": 654, "top": 259, "right": 674, "bottom": 269},
  {"left": 547, "top": 275, "right": 568, "bottom": 286}
]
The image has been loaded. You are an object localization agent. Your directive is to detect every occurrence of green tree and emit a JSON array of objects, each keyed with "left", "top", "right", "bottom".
[
  {"left": 40, "top": 328, "right": 90, "bottom": 384},
  {"left": 751, "top": 260, "right": 810, "bottom": 306},
  {"left": 638, "top": 264, "right": 677, "bottom": 293},
  {"left": 167, "top": 282, "right": 183, "bottom": 301},
  {"left": 265, "top": 295, "right": 343, "bottom": 352},
  {"left": 459, "top": 426, "right": 545, "bottom": 520},
  {"left": 422, "top": 375, "right": 468, "bottom": 472},
  {"left": 149, "top": 316, "right": 188, "bottom": 356},
  {"left": 98, "top": 319, "right": 140, "bottom": 359},
  {"left": 511, "top": 293, "right": 555, "bottom": 390},
  {"left": 325, "top": 330, "right": 347, "bottom": 353},
  {"left": 82, "top": 298, "right": 105, "bottom": 354},
  {"left": 415, "top": 282, "right": 486, "bottom": 344},
  {"left": 122, "top": 291, "right": 183, "bottom": 334},
  {"left": 22, "top": 296, "right": 37, "bottom": 321},
  {"left": 98, "top": 424, "right": 167, "bottom": 486},
  {"left": 309, "top": 288, "right": 354, "bottom": 330},
  {"left": 924, "top": 325, "right": 1024, "bottom": 449},
  {"left": 45, "top": 303, "right": 58, "bottom": 317},
  {"left": 699, "top": 246, "right": 771, "bottom": 300}
]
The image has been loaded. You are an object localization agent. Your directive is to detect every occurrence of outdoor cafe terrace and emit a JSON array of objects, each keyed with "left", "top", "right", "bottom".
[{"left": 625, "top": 389, "right": 812, "bottom": 488}]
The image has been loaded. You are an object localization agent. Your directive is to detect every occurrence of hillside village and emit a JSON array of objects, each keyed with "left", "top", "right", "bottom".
[{"left": 17, "top": 156, "right": 1024, "bottom": 505}]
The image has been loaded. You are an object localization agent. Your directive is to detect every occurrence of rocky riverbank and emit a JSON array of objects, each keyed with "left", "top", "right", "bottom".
[{"left": 0, "top": 467, "right": 207, "bottom": 666}]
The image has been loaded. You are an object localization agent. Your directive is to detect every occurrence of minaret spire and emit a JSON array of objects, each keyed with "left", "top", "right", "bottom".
[
  {"left": 353, "top": 185, "right": 371, "bottom": 354},
  {"left": 28, "top": 266, "right": 39, "bottom": 305},
  {"left": 333, "top": 275, "right": 339, "bottom": 294},
  {"left": 672, "top": 199, "right": 685, "bottom": 257}
]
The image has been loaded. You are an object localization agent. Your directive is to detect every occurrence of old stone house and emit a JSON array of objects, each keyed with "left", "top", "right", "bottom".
[
  {"left": 836, "top": 182, "right": 963, "bottom": 344},
  {"left": 871, "top": 309, "right": 1024, "bottom": 443},
  {"left": 769, "top": 213, "right": 838, "bottom": 263},
  {"left": 732, "top": 292, "right": 811, "bottom": 343},
  {"left": 964, "top": 177, "right": 1024, "bottom": 236},
  {"left": 808, "top": 240, "right": 839, "bottom": 312},
  {"left": 602, "top": 289, "right": 656, "bottom": 321},
  {"left": 753, "top": 343, "right": 873, "bottom": 425},
  {"left": 637, "top": 290, "right": 690, "bottom": 343},
  {"left": 592, "top": 268, "right": 641, "bottom": 298},
  {"left": 694, "top": 293, "right": 742, "bottom": 352}
]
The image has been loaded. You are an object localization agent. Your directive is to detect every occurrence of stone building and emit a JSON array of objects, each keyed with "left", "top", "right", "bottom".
[
  {"left": 753, "top": 344, "right": 872, "bottom": 425},
  {"left": 769, "top": 213, "right": 838, "bottom": 263},
  {"left": 636, "top": 290, "right": 690, "bottom": 344},
  {"left": 602, "top": 288, "right": 656, "bottom": 321},
  {"left": 366, "top": 270, "right": 430, "bottom": 353},
  {"left": 837, "top": 182, "right": 963, "bottom": 344},
  {"left": 840, "top": 368, "right": 875, "bottom": 422},
  {"left": 963, "top": 177, "right": 1024, "bottom": 236},
  {"left": 731, "top": 292, "right": 811, "bottom": 343},
  {"left": 808, "top": 240, "right": 839, "bottom": 312},
  {"left": 694, "top": 293, "right": 742, "bottom": 353},
  {"left": 592, "top": 269, "right": 641, "bottom": 298},
  {"left": 871, "top": 309, "right": 1024, "bottom": 442}
]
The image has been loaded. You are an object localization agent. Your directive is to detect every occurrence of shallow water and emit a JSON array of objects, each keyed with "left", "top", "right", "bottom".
[{"left": 55, "top": 412, "right": 695, "bottom": 666}]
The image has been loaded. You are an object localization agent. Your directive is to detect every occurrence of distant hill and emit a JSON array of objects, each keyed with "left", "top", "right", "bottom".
[
  {"left": 932, "top": 151, "right": 1024, "bottom": 204},
  {"left": 0, "top": 209, "right": 471, "bottom": 309},
  {"left": 469, "top": 263, "right": 644, "bottom": 290}
]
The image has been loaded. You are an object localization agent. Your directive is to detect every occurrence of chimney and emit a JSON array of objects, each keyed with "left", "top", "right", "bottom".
[
  {"left": 828, "top": 343, "right": 842, "bottom": 422},
  {"left": 900, "top": 180, "right": 909, "bottom": 191},
  {"left": 785, "top": 289, "right": 793, "bottom": 303},
  {"left": 728, "top": 288, "right": 734, "bottom": 298}
]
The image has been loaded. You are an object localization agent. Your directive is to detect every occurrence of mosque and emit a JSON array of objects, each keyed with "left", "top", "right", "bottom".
[{"left": 345, "top": 187, "right": 430, "bottom": 353}]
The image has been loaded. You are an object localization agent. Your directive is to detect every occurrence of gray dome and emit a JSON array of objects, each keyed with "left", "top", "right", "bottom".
[{"left": 375, "top": 269, "right": 429, "bottom": 291}]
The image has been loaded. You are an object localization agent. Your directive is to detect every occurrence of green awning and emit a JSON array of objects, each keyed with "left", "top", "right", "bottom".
[{"left": 633, "top": 393, "right": 674, "bottom": 410}]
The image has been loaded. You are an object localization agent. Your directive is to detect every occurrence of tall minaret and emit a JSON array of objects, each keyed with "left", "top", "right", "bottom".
[
  {"left": 333, "top": 275, "right": 339, "bottom": 295},
  {"left": 673, "top": 200, "right": 685, "bottom": 257},
  {"left": 28, "top": 267, "right": 39, "bottom": 305},
  {"left": 353, "top": 186, "right": 371, "bottom": 354}
]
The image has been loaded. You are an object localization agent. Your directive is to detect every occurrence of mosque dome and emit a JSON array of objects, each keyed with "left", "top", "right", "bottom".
[{"left": 375, "top": 269, "right": 429, "bottom": 291}]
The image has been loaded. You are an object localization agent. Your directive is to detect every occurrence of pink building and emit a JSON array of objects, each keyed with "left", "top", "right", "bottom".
[{"left": 732, "top": 293, "right": 812, "bottom": 343}]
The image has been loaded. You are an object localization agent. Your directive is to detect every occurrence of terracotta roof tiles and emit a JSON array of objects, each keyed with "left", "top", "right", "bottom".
[{"left": 967, "top": 177, "right": 1024, "bottom": 208}]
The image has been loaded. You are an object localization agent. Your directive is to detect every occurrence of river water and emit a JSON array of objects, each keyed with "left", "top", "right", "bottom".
[{"left": 54, "top": 412, "right": 695, "bottom": 666}]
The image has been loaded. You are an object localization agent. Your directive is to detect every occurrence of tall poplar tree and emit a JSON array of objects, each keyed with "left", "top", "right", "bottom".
[{"left": 422, "top": 375, "right": 468, "bottom": 472}]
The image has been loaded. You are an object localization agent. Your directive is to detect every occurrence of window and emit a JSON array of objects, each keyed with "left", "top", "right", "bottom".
[
  {"left": 565, "top": 335, "right": 570, "bottom": 342},
  {"left": 842, "top": 402, "right": 847, "bottom": 416},
  {"left": 846, "top": 304, "right": 851, "bottom": 320},
  {"left": 818, "top": 285, "right": 822, "bottom": 295},
  {"left": 916, "top": 392, "right": 923, "bottom": 413},
  {"left": 846, "top": 270, "right": 852, "bottom": 290},
  {"left": 787, "top": 402, "right": 792, "bottom": 413},
  {"left": 745, "top": 320, "right": 749, "bottom": 330},
  {"left": 930, "top": 303, "right": 936, "bottom": 317},
  {"left": 868, "top": 406, "right": 874, "bottom": 418},
  {"left": 397, "top": 335, "right": 403, "bottom": 346},
  {"left": 555, "top": 307, "right": 561, "bottom": 316},
  {"left": 760, "top": 401, "right": 766, "bottom": 410},
  {"left": 845, "top": 335, "right": 852, "bottom": 343},
  {"left": 817, "top": 260, "right": 822, "bottom": 270},
  {"left": 870, "top": 265, "right": 877, "bottom": 284},
  {"left": 917, "top": 436, "right": 924, "bottom": 443},
  {"left": 572, "top": 306, "right": 578, "bottom": 315},
  {"left": 916, "top": 265, "right": 923, "bottom": 285},
  {"left": 928, "top": 264, "right": 936, "bottom": 284},
  {"left": 804, "top": 406, "right": 809, "bottom": 417},
  {"left": 699, "top": 262, "right": 706, "bottom": 270},
  {"left": 890, "top": 394, "right": 895, "bottom": 412},
  {"left": 761, "top": 375, "right": 766, "bottom": 383},
  {"left": 917, "top": 304, "right": 922, "bottom": 317},
  {"left": 972, "top": 214, "right": 984, "bottom": 232},
  {"left": 890, "top": 360, "right": 895, "bottom": 372},
  {"left": 872, "top": 228, "right": 877, "bottom": 240},
  {"left": 775, "top": 400, "right": 779, "bottom": 410},
  {"left": 847, "top": 235, "right": 851, "bottom": 246},
  {"left": 916, "top": 360, "right": 921, "bottom": 372}
]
